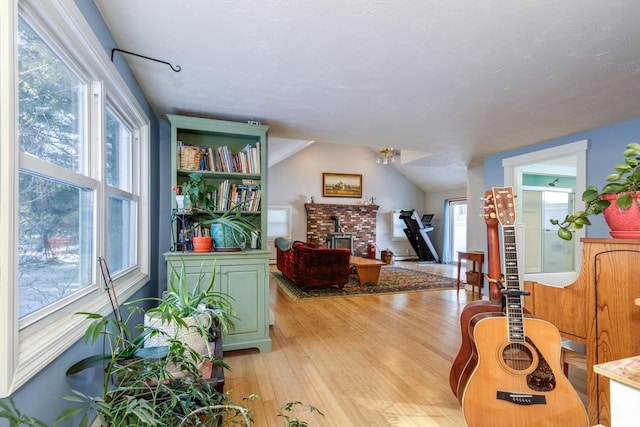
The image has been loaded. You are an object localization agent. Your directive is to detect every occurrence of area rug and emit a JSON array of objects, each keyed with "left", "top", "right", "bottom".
[{"left": 272, "top": 266, "right": 457, "bottom": 300}]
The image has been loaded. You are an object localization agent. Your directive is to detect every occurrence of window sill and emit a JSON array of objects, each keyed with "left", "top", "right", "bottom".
[{"left": 3, "top": 272, "right": 149, "bottom": 396}]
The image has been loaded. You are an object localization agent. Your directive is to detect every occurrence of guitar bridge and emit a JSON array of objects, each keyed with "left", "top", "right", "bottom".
[{"left": 496, "top": 391, "right": 546, "bottom": 405}]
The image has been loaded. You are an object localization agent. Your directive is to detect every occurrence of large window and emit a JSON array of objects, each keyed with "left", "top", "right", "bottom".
[
  {"left": 17, "top": 15, "right": 93, "bottom": 319},
  {"left": 0, "top": 0, "right": 150, "bottom": 396},
  {"left": 105, "top": 108, "right": 137, "bottom": 273}
]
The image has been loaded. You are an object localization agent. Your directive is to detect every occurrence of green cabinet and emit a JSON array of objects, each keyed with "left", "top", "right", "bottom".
[
  {"left": 163, "top": 251, "right": 271, "bottom": 353},
  {"left": 165, "top": 115, "right": 271, "bottom": 353}
]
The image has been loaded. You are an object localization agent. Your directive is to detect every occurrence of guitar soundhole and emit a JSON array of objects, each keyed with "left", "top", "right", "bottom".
[{"left": 502, "top": 343, "right": 533, "bottom": 371}]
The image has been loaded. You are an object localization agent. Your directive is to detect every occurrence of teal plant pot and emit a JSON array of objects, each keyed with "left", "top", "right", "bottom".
[{"left": 211, "top": 224, "right": 245, "bottom": 251}]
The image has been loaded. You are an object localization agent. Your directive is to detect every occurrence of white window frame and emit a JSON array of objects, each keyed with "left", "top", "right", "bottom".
[
  {"left": 502, "top": 139, "right": 587, "bottom": 286},
  {"left": 0, "top": 0, "right": 150, "bottom": 397},
  {"left": 267, "top": 206, "right": 292, "bottom": 240},
  {"left": 391, "top": 209, "right": 406, "bottom": 241}
]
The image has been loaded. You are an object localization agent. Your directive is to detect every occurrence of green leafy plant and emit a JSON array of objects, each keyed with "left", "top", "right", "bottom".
[
  {"left": 181, "top": 173, "right": 259, "bottom": 247},
  {"left": 199, "top": 201, "right": 259, "bottom": 249},
  {"left": 0, "top": 270, "right": 318, "bottom": 427},
  {"left": 59, "top": 309, "right": 231, "bottom": 427},
  {"left": 276, "top": 401, "right": 325, "bottom": 427},
  {"left": 145, "top": 259, "right": 236, "bottom": 338},
  {"left": 181, "top": 172, "right": 216, "bottom": 211},
  {"left": 179, "top": 405, "right": 253, "bottom": 427},
  {"left": 551, "top": 142, "right": 640, "bottom": 240},
  {"left": 0, "top": 398, "right": 48, "bottom": 427}
]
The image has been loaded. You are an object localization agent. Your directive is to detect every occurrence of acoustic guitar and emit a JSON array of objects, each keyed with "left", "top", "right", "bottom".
[
  {"left": 449, "top": 190, "right": 504, "bottom": 398},
  {"left": 461, "top": 187, "right": 588, "bottom": 427}
]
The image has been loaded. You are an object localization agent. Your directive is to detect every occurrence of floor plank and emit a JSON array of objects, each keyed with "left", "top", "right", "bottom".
[{"left": 222, "top": 261, "right": 586, "bottom": 426}]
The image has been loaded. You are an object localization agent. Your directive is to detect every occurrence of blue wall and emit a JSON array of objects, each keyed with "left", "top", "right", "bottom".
[
  {"left": 484, "top": 118, "right": 640, "bottom": 238},
  {"left": 2, "top": 1, "right": 161, "bottom": 426}
]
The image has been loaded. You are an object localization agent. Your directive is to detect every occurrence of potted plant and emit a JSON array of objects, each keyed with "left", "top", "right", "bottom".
[
  {"left": 181, "top": 172, "right": 216, "bottom": 211},
  {"left": 180, "top": 173, "right": 259, "bottom": 251},
  {"left": 144, "top": 259, "right": 236, "bottom": 362},
  {"left": 180, "top": 173, "right": 215, "bottom": 252},
  {"left": 57, "top": 259, "right": 236, "bottom": 426},
  {"left": 200, "top": 202, "right": 259, "bottom": 251},
  {"left": 60, "top": 307, "right": 231, "bottom": 427},
  {"left": 551, "top": 142, "right": 640, "bottom": 240}
]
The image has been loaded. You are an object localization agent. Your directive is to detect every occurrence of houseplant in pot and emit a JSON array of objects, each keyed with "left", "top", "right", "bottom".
[
  {"left": 181, "top": 173, "right": 259, "bottom": 251},
  {"left": 61, "top": 258, "right": 236, "bottom": 426},
  {"left": 144, "top": 259, "right": 236, "bottom": 366},
  {"left": 61, "top": 304, "right": 232, "bottom": 427},
  {"left": 551, "top": 142, "right": 640, "bottom": 240},
  {"left": 200, "top": 201, "right": 259, "bottom": 251},
  {"left": 181, "top": 172, "right": 216, "bottom": 211},
  {"left": 180, "top": 173, "right": 215, "bottom": 252}
]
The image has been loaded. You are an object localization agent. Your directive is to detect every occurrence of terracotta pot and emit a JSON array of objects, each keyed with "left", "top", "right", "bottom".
[
  {"left": 601, "top": 193, "right": 640, "bottom": 238},
  {"left": 192, "top": 236, "right": 212, "bottom": 252}
]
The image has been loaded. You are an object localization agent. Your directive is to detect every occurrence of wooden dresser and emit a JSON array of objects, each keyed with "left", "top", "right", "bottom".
[{"left": 524, "top": 239, "right": 640, "bottom": 426}]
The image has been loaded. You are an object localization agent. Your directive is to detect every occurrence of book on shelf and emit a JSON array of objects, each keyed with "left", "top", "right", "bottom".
[
  {"left": 177, "top": 142, "right": 261, "bottom": 174},
  {"left": 211, "top": 180, "right": 261, "bottom": 212}
]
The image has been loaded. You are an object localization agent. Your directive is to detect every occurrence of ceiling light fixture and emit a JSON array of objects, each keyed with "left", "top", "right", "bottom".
[{"left": 376, "top": 147, "right": 398, "bottom": 165}]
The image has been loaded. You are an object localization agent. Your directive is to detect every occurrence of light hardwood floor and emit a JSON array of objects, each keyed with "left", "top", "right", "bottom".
[{"left": 223, "top": 261, "right": 586, "bottom": 426}]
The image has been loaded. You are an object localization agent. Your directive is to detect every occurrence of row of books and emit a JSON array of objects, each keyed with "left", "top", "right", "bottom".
[
  {"left": 212, "top": 180, "right": 261, "bottom": 212},
  {"left": 178, "top": 141, "right": 261, "bottom": 174}
]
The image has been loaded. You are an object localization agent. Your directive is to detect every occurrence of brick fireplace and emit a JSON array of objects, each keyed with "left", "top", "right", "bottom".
[{"left": 304, "top": 203, "right": 379, "bottom": 257}]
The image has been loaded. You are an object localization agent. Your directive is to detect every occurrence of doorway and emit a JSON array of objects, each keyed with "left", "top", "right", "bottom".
[
  {"left": 522, "top": 188, "right": 575, "bottom": 273},
  {"left": 503, "top": 139, "right": 587, "bottom": 285}
]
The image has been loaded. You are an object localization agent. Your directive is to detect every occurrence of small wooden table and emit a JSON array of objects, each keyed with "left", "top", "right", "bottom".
[
  {"left": 350, "top": 256, "right": 386, "bottom": 285},
  {"left": 457, "top": 251, "right": 484, "bottom": 297}
]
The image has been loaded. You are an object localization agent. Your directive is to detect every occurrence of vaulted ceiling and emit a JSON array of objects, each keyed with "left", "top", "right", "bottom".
[{"left": 95, "top": 0, "right": 640, "bottom": 191}]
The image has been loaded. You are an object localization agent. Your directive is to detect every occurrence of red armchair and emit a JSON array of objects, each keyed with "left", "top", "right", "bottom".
[{"left": 275, "top": 238, "right": 351, "bottom": 289}]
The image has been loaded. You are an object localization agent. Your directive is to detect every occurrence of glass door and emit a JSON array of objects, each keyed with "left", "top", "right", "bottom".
[
  {"left": 449, "top": 199, "right": 467, "bottom": 262},
  {"left": 522, "top": 189, "right": 575, "bottom": 273}
]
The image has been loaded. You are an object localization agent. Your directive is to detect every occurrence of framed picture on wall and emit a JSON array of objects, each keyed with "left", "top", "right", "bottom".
[{"left": 322, "top": 172, "right": 362, "bottom": 198}]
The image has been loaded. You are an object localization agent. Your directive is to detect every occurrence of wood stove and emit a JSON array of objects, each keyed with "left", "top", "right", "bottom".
[{"left": 328, "top": 233, "right": 353, "bottom": 253}]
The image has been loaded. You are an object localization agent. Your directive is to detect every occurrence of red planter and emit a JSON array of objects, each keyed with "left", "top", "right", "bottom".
[
  {"left": 601, "top": 193, "right": 640, "bottom": 238},
  {"left": 192, "top": 236, "right": 212, "bottom": 252}
]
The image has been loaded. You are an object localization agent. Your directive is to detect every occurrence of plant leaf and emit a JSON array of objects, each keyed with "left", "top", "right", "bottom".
[
  {"left": 617, "top": 193, "right": 633, "bottom": 209},
  {"left": 582, "top": 186, "right": 600, "bottom": 202}
]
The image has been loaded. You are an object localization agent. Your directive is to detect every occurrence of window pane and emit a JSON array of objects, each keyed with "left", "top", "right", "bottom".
[
  {"left": 267, "top": 207, "right": 291, "bottom": 238},
  {"left": 108, "top": 196, "right": 137, "bottom": 273},
  {"left": 106, "top": 109, "right": 132, "bottom": 191},
  {"left": 18, "top": 172, "right": 94, "bottom": 318},
  {"left": 392, "top": 209, "right": 405, "bottom": 239},
  {"left": 18, "top": 17, "right": 86, "bottom": 173}
]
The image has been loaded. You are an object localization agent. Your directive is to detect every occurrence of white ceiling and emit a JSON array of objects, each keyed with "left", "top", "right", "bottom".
[{"left": 94, "top": 0, "right": 640, "bottom": 192}]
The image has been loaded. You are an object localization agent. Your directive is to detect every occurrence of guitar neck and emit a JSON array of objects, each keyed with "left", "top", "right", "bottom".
[{"left": 502, "top": 224, "right": 525, "bottom": 343}]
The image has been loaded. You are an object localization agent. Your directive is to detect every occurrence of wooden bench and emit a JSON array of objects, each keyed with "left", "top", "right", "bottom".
[{"left": 350, "top": 256, "right": 386, "bottom": 285}]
